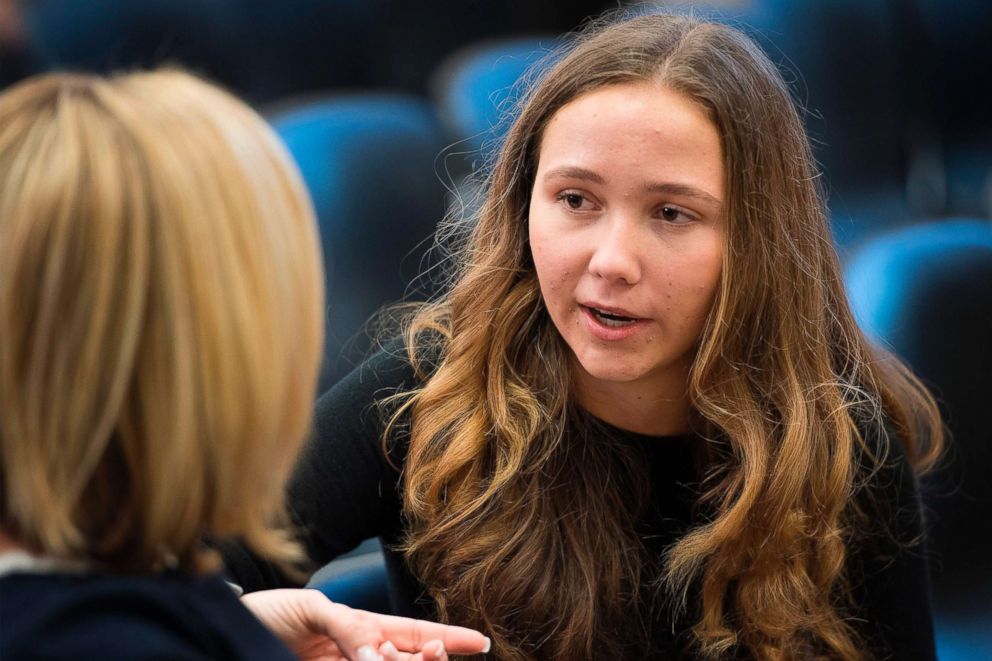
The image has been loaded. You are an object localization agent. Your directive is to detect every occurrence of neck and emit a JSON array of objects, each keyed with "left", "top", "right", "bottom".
[{"left": 571, "top": 360, "right": 692, "bottom": 437}]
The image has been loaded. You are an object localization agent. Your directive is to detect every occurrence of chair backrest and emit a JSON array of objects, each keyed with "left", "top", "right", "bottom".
[
  {"left": 235, "top": 0, "right": 376, "bottom": 103},
  {"left": 737, "top": 0, "right": 910, "bottom": 204},
  {"left": 432, "top": 36, "right": 555, "bottom": 168},
  {"left": 845, "top": 219, "right": 992, "bottom": 610},
  {"left": 309, "top": 549, "right": 391, "bottom": 614},
  {"left": 913, "top": 0, "right": 992, "bottom": 217},
  {"left": 699, "top": 0, "right": 918, "bottom": 250},
  {"left": 271, "top": 94, "right": 447, "bottom": 389},
  {"left": 24, "top": 0, "right": 247, "bottom": 90}
]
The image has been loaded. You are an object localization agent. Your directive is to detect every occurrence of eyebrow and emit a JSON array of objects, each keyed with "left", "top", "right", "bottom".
[{"left": 542, "top": 165, "right": 723, "bottom": 207}]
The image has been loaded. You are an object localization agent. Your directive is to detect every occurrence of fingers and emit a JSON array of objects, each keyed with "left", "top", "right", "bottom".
[
  {"left": 378, "top": 639, "right": 446, "bottom": 661},
  {"left": 379, "top": 641, "right": 400, "bottom": 661},
  {"left": 298, "top": 594, "right": 386, "bottom": 660},
  {"left": 297, "top": 591, "right": 488, "bottom": 659},
  {"left": 367, "top": 611, "right": 490, "bottom": 655},
  {"left": 420, "top": 640, "right": 447, "bottom": 661},
  {"left": 356, "top": 645, "right": 383, "bottom": 661}
]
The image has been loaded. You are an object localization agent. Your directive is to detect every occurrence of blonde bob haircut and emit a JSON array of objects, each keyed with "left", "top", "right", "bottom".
[{"left": 0, "top": 70, "right": 324, "bottom": 574}]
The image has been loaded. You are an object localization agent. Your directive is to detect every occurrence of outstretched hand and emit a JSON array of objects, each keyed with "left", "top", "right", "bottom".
[{"left": 242, "top": 588, "right": 490, "bottom": 661}]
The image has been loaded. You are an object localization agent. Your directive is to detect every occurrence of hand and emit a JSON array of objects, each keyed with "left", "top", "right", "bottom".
[{"left": 242, "top": 588, "right": 490, "bottom": 661}]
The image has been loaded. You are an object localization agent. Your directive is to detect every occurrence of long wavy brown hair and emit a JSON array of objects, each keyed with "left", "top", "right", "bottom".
[{"left": 386, "top": 13, "right": 943, "bottom": 660}]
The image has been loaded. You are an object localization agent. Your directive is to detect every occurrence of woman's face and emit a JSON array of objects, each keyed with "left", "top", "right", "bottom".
[{"left": 529, "top": 82, "right": 724, "bottom": 406}]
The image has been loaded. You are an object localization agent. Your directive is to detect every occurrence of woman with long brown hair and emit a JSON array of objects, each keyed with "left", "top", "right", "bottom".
[{"left": 227, "top": 12, "right": 943, "bottom": 660}]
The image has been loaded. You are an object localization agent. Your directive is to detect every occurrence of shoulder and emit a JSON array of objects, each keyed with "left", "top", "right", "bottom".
[
  {"left": 846, "top": 421, "right": 937, "bottom": 660},
  {"left": 284, "top": 334, "right": 444, "bottom": 563},
  {"left": 365, "top": 332, "right": 446, "bottom": 385},
  {"left": 314, "top": 334, "right": 444, "bottom": 444},
  {"left": 854, "top": 421, "right": 923, "bottom": 538},
  {"left": 847, "top": 420, "right": 927, "bottom": 573},
  {"left": 0, "top": 571, "right": 294, "bottom": 661}
]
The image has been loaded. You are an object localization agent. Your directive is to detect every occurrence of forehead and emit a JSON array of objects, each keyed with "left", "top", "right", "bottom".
[{"left": 536, "top": 83, "right": 724, "bottom": 197}]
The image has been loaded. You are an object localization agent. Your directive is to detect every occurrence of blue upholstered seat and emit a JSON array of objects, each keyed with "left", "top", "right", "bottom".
[
  {"left": 845, "top": 219, "right": 992, "bottom": 659},
  {"left": 271, "top": 95, "right": 447, "bottom": 389}
]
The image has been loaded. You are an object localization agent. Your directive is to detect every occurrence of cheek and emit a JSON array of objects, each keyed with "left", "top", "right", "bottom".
[
  {"left": 530, "top": 225, "right": 577, "bottom": 297},
  {"left": 700, "top": 244, "right": 724, "bottom": 294},
  {"left": 533, "top": 255, "right": 582, "bottom": 333},
  {"left": 660, "top": 244, "right": 723, "bottom": 321},
  {"left": 533, "top": 250, "right": 572, "bottom": 303},
  {"left": 687, "top": 251, "right": 723, "bottom": 321}
]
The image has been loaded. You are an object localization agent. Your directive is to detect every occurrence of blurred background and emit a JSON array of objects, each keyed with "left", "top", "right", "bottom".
[{"left": 1, "top": 0, "right": 989, "bottom": 658}]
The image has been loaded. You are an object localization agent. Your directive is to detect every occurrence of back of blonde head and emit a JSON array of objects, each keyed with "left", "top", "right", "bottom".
[{"left": 0, "top": 70, "right": 324, "bottom": 573}]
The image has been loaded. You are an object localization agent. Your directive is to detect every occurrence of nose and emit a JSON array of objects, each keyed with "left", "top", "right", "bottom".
[{"left": 587, "top": 215, "right": 642, "bottom": 285}]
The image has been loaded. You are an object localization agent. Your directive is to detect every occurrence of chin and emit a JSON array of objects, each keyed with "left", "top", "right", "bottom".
[{"left": 572, "top": 350, "right": 652, "bottom": 384}]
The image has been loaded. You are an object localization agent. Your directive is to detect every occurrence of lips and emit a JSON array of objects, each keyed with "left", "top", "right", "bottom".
[
  {"left": 580, "top": 303, "right": 642, "bottom": 321},
  {"left": 587, "top": 307, "right": 637, "bottom": 327},
  {"left": 578, "top": 303, "right": 648, "bottom": 340}
]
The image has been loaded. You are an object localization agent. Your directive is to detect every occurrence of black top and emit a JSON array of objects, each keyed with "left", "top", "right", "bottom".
[
  {"left": 0, "top": 569, "right": 295, "bottom": 660},
  {"left": 224, "top": 341, "right": 937, "bottom": 660}
]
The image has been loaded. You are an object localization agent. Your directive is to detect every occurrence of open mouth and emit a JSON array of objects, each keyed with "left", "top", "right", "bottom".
[{"left": 583, "top": 305, "right": 640, "bottom": 328}]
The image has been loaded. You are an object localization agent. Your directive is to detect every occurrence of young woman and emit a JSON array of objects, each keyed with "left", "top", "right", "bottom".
[
  {"left": 0, "top": 70, "right": 489, "bottom": 661},
  {"left": 226, "top": 13, "right": 944, "bottom": 660}
]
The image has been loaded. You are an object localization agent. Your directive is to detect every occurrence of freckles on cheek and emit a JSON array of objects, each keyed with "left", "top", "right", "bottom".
[
  {"left": 543, "top": 271, "right": 569, "bottom": 293},
  {"left": 537, "top": 245, "right": 571, "bottom": 291}
]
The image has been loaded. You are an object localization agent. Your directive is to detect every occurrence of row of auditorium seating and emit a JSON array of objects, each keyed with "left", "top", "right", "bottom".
[
  {"left": 1, "top": 0, "right": 611, "bottom": 100},
  {"left": 4, "top": 1, "right": 988, "bottom": 226}
]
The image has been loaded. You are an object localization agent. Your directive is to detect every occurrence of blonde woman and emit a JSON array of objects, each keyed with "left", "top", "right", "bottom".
[
  {"left": 225, "top": 12, "right": 945, "bottom": 661},
  {"left": 0, "top": 71, "right": 489, "bottom": 661}
]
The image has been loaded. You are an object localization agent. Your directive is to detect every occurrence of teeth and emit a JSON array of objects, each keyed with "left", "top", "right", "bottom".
[
  {"left": 598, "top": 315, "right": 633, "bottom": 328},
  {"left": 590, "top": 307, "right": 636, "bottom": 327}
]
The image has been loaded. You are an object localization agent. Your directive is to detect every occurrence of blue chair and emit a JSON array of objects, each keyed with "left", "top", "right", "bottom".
[
  {"left": 362, "top": 1, "right": 607, "bottom": 93},
  {"left": 653, "top": 1, "right": 912, "bottom": 209},
  {"left": 235, "top": 0, "right": 375, "bottom": 103},
  {"left": 22, "top": 0, "right": 381, "bottom": 104},
  {"left": 729, "top": 0, "right": 919, "bottom": 247},
  {"left": 270, "top": 95, "right": 447, "bottom": 389},
  {"left": 913, "top": 0, "right": 992, "bottom": 218},
  {"left": 309, "top": 546, "right": 391, "bottom": 614},
  {"left": 845, "top": 219, "right": 992, "bottom": 659},
  {"left": 23, "top": 0, "right": 246, "bottom": 89},
  {"left": 432, "top": 36, "right": 556, "bottom": 167}
]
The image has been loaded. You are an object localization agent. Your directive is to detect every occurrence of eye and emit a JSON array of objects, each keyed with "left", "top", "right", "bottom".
[
  {"left": 556, "top": 190, "right": 594, "bottom": 212},
  {"left": 657, "top": 204, "right": 695, "bottom": 224}
]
